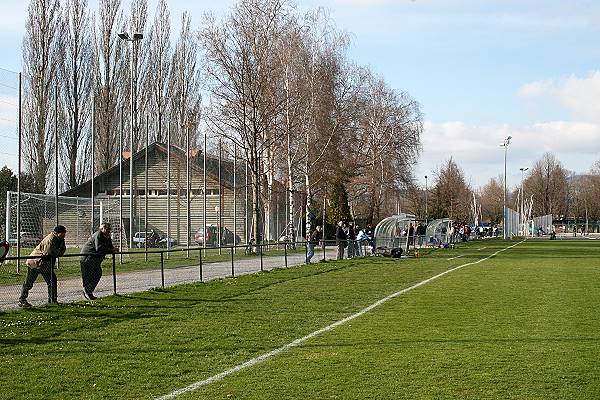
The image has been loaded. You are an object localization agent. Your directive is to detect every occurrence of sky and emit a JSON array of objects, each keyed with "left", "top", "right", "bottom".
[{"left": 1, "top": 0, "right": 600, "bottom": 191}]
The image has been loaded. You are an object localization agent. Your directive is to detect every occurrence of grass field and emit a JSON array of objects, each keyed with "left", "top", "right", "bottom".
[{"left": 1, "top": 239, "right": 599, "bottom": 399}]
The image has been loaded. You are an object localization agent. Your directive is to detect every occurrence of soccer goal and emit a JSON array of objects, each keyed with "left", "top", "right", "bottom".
[{"left": 5, "top": 191, "right": 124, "bottom": 252}]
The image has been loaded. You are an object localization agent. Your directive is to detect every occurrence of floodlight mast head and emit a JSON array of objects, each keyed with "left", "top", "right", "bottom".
[{"left": 118, "top": 32, "right": 143, "bottom": 42}]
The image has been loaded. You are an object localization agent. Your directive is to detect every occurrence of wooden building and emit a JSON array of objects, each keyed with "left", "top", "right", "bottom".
[{"left": 61, "top": 142, "right": 281, "bottom": 248}]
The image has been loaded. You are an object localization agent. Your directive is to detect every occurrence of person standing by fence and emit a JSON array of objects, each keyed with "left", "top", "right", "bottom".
[
  {"left": 347, "top": 223, "right": 356, "bottom": 259},
  {"left": 307, "top": 225, "right": 322, "bottom": 264},
  {"left": 80, "top": 223, "right": 116, "bottom": 300},
  {"left": 335, "top": 221, "right": 347, "bottom": 260},
  {"left": 18, "top": 225, "right": 67, "bottom": 308}
]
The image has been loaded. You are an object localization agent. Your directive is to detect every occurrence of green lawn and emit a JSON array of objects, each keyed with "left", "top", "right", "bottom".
[{"left": 1, "top": 239, "right": 599, "bottom": 399}]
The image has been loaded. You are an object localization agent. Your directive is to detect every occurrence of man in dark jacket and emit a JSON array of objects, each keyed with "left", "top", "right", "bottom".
[
  {"left": 18, "top": 225, "right": 67, "bottom": 307},
  {"left": 347, "top": 223, "right": 356, "bottom": 258},
  {"left": 80, "top": 222, "right": 115, "bottom": 300},
  {"left": 306, "top": 225, "right": 322, "bottom": 264},
  {"left": 335, "top": 221, "right": 347, "bottom": 260}
]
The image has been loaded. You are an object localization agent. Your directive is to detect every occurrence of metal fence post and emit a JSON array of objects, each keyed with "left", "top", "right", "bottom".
[
  {"left": 112, "top": 253, "right": 117, "bottom": 295},
  {"left": 230, "top": 246, "right": 234, "bottom": 277},
  {"left": 322, "top": 240, "right": 326, "bottom": 262},
  {"left": 160, "top": 251, "right": 165, "bottom": 288},
  {"left": 199, "top": 248, "right": 203, "bottom": 282},
  {"left": 284, "top": 242, "right": 288, "bottom": 269}
]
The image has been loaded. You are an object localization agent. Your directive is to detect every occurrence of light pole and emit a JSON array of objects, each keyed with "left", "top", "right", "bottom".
[
  {"left": 118, "top": 31, "right": 143, "bottom": 249},
  {"left": 424, "top": 175, "right": 428, "bottom": 225},
  {"left": 501, "top": 136, "right": 512, "bottom": 239},
  {"left": 520, "top": 167, "right": 528, "bottom": 236}
]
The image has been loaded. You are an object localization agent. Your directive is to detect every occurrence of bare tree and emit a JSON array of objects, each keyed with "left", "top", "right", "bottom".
[
  {"left": 524, "top": 152, "right": 568, "bottom": 217},
  {"left": 145, "top": 0, "right": 171, "bottom": 143},
  {"left": 588, "top": 160, "right": 600, "bottom": 221},
  {"left": 93, "top": 0, "right": 127, "bottom": 173},
  {"left": 169, "top": 11, "right": 201, "bottom": 147},
  {"left": 60, "top": 0, "right": 93, "bottom": 189},
  {"left": 273, "top": 17, "right": 306, "bottom": 240},
  {"left": 200, "top": 0, "right": 289, "bottom": 245},
  {"left": 22, "top": 0, "right": 63, "bottom": 193},
  {"left": 297, "top": 8, "right": 354, "bottom": 233},
  {"left": 479, "top": 176, "right": 504, "bottom": 224},
  {"left": 430, "top": 158, "right": 472, "bottom": 221},
  {"left": 350, "top": 68, "right": 422, "bottom": 223}
]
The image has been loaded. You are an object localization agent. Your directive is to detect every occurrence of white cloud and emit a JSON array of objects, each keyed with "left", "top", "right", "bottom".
[
  {"left": 518, "top": 71, "right": 600, "bottom": 123},
  {"left": 417, "top": 119, "right": 600, "bottom": 188}
]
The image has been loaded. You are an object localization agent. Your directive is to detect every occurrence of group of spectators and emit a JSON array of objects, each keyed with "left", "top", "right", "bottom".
[
  {"left": 305, "top": 221, "right": 376, "bottom": 263},
  {"left": 334, "top": 221, "right": 376, "bottom": 260},
  {"left": 393, "top": 223, "right": 427, "bottom": 247},
  {"left": 448, "top": 223, "right": 499, "bottom": 243}
]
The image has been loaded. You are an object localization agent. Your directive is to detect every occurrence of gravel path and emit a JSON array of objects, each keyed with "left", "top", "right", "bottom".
[{"left": 1, "top": 248, "right": 338, "bottom": 311}]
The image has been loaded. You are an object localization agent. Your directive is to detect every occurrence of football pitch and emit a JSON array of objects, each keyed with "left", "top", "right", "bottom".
[{"left": 1, "top": 239, "right": 599, "bottom": 399}]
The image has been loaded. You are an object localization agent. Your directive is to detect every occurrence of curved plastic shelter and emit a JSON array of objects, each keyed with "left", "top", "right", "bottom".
[
  {"left": 374, "top": 213, "right": 417, "bottom": 249},
  {"left": 425, "top": 218, "right": 453, "bottom": 245}
]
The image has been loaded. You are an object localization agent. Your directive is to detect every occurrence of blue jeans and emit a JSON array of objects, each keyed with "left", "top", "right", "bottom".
[{"left": 307, "top": 243, "right": 316, "bottom": 263}]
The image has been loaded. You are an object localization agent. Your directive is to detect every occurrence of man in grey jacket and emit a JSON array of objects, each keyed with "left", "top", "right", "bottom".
[{"left": 80, "top": 222, "right": 116, "bottom": 300}]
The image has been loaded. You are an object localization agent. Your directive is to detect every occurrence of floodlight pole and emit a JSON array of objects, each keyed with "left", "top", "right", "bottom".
[
  {"left": 501, "top": 136, "right": 512, "bottom": 240},
  {"left": 91, "top": 96, "right": 95, "bottom": 235},
  {"left": 54, "top": 85, "right": 59, "bottom": 228},
  {"left": 520, "top": 167, "right": 528, "bottom": 236},
  {"left": 424, "top": 175, "right": 428, "bottom": 225},
  {"left": 118, "top": 31, "right": 144, "bottom": 249},
  {"left": 17, "top": 72, "right": 22, "bottom": 272}
]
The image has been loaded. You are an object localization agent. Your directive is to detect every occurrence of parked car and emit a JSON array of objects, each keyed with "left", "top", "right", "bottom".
[
  {"left": 157, "top": 236, "right": 177, "bottom": 248},
  {"left": 194, "top": 225, "right": 240, "bottom": 247},
  {"left": 8, "top": 232, "right": 42, "bottom": 247},
  {"left": 133, "top": 231, "right": 149, "bottom": 248},
  {"left": 133, "top": 231, "right": 161, "bottom": 248}
]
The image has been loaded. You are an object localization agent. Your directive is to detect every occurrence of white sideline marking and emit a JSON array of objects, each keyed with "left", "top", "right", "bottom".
[
  {"left": 156, "top": 241, "right": 523, "bottom": 400},
  {"left": 446, "top": 255, "right": 464, "bottom": 261},
  {"left": 477, "top": 247, "right": 488, "bottom": 251}
]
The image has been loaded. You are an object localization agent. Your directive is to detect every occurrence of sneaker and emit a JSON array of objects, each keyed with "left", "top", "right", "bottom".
[
  {"left": 18, "top": 299, "right": 32, "bottom": 308},
  {"left": 83, "top": 291, "right": 97, "bottom": 300}
]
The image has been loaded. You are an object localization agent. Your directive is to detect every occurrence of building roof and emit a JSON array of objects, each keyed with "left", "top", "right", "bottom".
[{"left": 61, "top": 141, "right": 249, "bottom": 197}]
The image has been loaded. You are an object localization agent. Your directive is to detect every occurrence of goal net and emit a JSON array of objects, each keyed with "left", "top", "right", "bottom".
[{"left": 5, "top": 191, "right": 124, "bottom": 254}]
